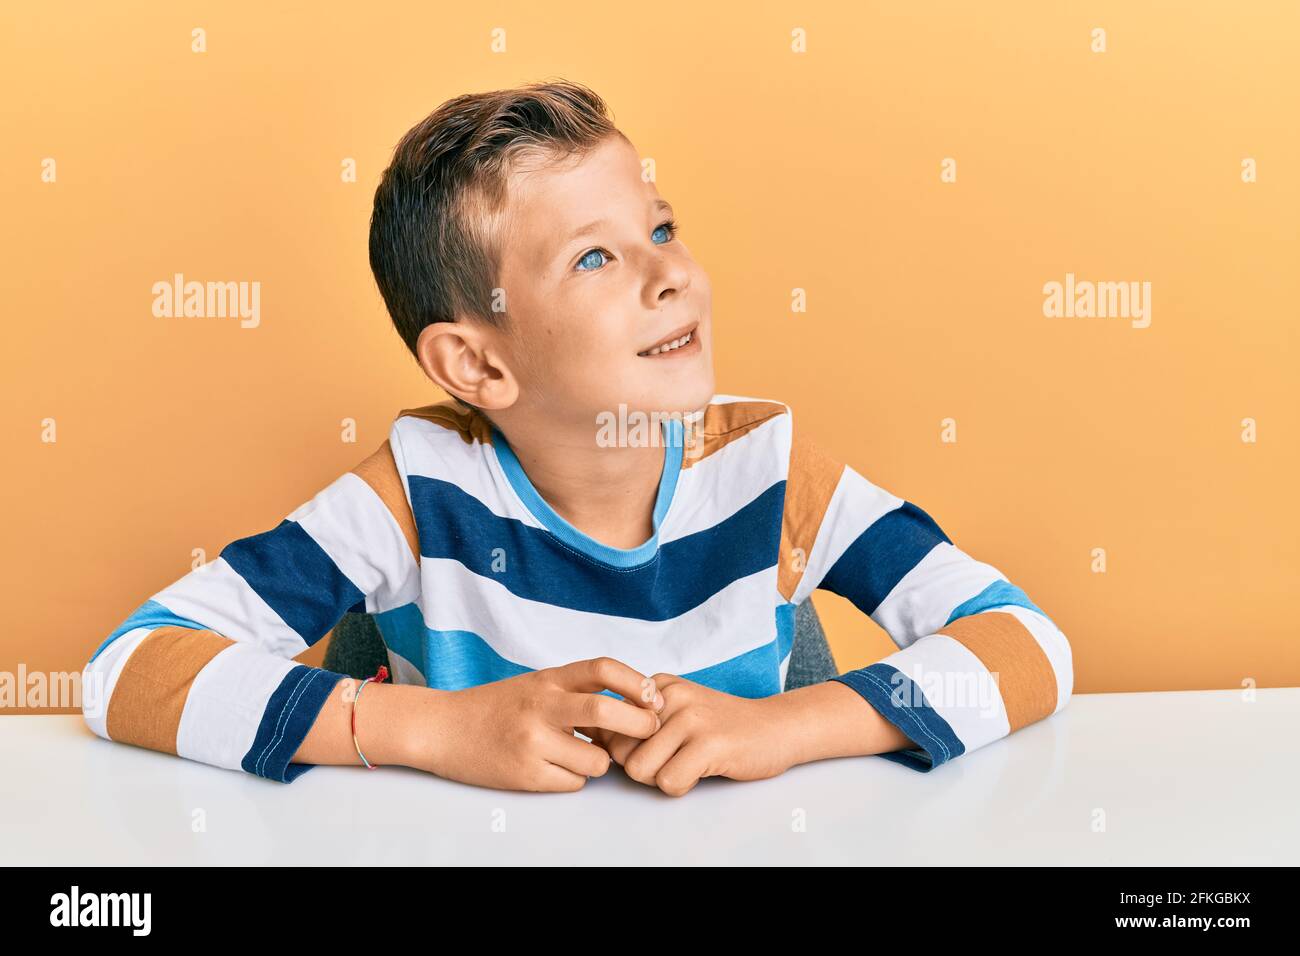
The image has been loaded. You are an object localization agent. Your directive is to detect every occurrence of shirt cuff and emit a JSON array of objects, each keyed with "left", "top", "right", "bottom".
[
  {"left": 240, "top": 665, "right": 349, "bottom": 782},
  {"left": 829, "top": 663, "right": 966, "bottom": 772}
]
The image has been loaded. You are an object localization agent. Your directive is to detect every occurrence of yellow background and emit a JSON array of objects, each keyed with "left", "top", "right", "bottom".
[{"left": 2, "top": 1, "right": 1297, "bottom": 714}]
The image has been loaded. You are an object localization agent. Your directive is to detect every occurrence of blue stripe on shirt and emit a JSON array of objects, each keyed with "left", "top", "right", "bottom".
[
  {"left": 220, "top": 519, "right": 364, "bottom": 645},
  {"left": 407, "top": 475, "right": 785, "bottom": 620},
  {"left": 944, "top": 578, "right": 1050, "bottom": 627},
  {"left": 373, "top": 601, "right": 786, "bottom": 698},
  {"left": 820, "top": 501, "right": 951, "bottom": 615},
  {"left": 86, "top": 598, "right": 213, "bottom": 665},
  {"left": 831, "top": 662, "right": 966, "bottom": 772},
  {"left": 241, "top": 664, "right": 346, "bottom": 782}
]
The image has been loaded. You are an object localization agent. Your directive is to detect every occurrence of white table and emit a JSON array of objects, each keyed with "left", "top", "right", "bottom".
[{"left": 2, "top": 689, "right": 1297, "bottom": 865}]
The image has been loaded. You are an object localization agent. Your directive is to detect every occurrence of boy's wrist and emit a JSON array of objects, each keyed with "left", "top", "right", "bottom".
[
  {"left": 765, "top": 680, "right": 914, "bottom": 766},
  {"left": 757, "top": 688, "right": 830, "bottom": 769},
  {"left": 356, "top": 681, "right": 453, "bottom": 772}
]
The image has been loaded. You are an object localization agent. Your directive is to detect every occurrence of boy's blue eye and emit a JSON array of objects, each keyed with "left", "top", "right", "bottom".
[
  {"left": 575, "top": 219, "right": 678, "bottom": 271},
  {"left": 650, "top": 218, "right": 677, "bottom": 244},
  {"left": 576, "top": 248, "right": 608, "bottom": 271}
]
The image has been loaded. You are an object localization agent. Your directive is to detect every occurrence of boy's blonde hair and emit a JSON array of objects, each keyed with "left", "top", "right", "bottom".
[{"left": 369, "top": 79, "right": 622, "bottom": 361}]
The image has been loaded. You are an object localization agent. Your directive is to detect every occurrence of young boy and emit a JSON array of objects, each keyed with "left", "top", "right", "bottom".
[{"left": 81, "top": 80, "right": 1072, "bottom": 797}]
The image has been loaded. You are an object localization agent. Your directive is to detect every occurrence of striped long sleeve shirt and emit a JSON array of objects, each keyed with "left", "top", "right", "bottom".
[{"left": 81, "top": 395, "right": 1073, "bottom": 781}]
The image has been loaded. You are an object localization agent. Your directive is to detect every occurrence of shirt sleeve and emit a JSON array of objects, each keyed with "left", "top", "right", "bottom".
[
  {"left": 781, "top": 426, "right": 1073, "bottom": 773},
  {"left": 80, "top": 435, "right": 421, "bottom": 783}
]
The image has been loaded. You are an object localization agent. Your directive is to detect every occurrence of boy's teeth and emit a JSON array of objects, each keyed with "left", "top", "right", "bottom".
[{"left": 646, "top": 330, "right": 692, "bottom": 355}]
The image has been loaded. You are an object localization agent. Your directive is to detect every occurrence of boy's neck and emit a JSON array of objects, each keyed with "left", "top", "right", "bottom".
[{"left": 490, "top": 408, "right": 666, "bottom": 550}]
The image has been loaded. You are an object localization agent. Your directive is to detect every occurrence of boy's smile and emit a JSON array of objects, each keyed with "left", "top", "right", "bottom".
[{"left": 637, "top": 321, "right": 699, "bottom": 358}]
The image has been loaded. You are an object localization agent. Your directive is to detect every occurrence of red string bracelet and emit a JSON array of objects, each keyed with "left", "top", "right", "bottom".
[{"left": 350, "top": 664, "right": 389, "bottom": 769}]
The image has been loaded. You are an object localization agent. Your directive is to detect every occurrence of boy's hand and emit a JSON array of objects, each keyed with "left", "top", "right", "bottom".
[
  {"left": 589, "top": 675, "right": 800, "bottom": 797},
  {"left": 410, "top": 657, "right": 664, "bottom": 792}
]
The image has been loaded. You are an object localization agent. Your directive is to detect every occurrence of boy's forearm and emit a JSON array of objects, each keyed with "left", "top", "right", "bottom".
[
  {"left": 768, "top": 680, "right": 916, "bottom": 766},
  {"left": 292, "top": 679, "right": 447, "bottom": 771}
]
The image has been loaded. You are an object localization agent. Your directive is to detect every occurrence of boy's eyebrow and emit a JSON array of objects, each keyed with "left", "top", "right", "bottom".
[{"left": 552, "top": 199, "right": 675, "bottom": 259}]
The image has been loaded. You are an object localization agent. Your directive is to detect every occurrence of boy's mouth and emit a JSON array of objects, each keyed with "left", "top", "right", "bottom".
[{"left": 637, "top": 322, "right": 700, "bottom": 358}]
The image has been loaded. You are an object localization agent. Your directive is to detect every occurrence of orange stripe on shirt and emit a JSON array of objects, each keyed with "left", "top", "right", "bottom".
[
  {"left": 778, "top": 434, "right": 845, "bottom": 600},
  {"left": 397, "top": 399, "right": 495, "bottom": 446},
  {"left": 350, "top": 439, "right": 420, "bottom": 562},
  {"left": 105, "top": 626, "right": 234, "bottom": 754},
  {"left": 937, "top": 610, "right": 1059, "bottom": 731},
  {"left": 681, "top": 400, "right": 787, "bottom": 469}
]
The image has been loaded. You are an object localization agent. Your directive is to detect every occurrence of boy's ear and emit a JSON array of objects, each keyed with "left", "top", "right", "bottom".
[{"left": 415, "top": 320, "right": 519, "bottom": 411}]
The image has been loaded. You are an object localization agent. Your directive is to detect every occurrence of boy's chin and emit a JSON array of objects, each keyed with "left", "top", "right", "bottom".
[{"left": 619, "top": 377, "right": 715, "bottom": 418}]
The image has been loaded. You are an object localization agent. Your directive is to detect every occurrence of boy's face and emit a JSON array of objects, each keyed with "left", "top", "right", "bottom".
[{"left": 493, "top": 133, "right": 714, "bottom": 428}]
